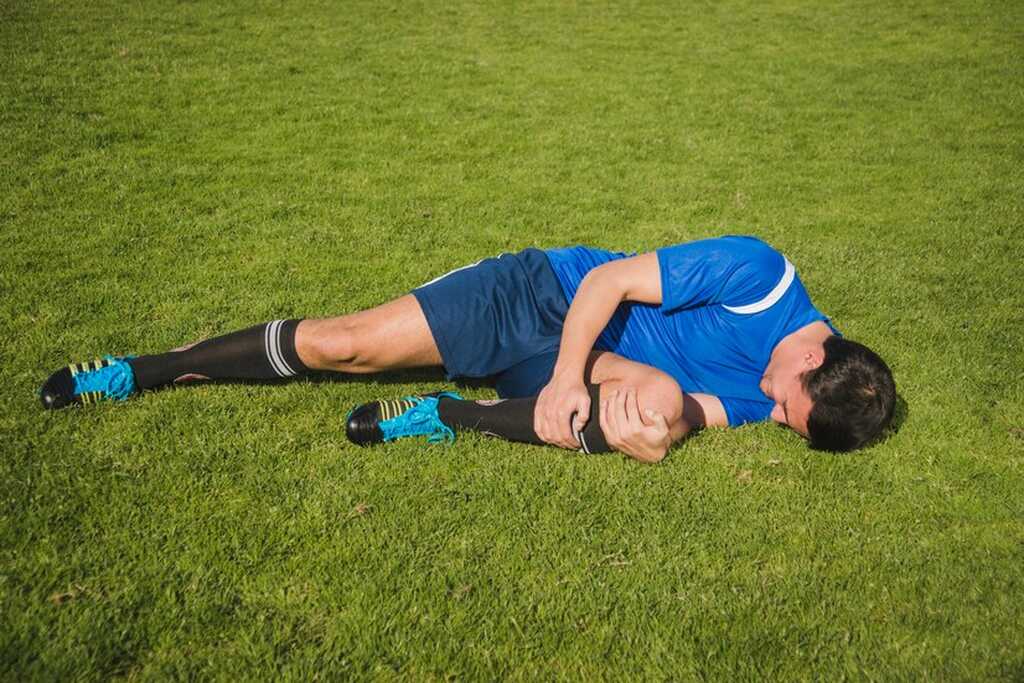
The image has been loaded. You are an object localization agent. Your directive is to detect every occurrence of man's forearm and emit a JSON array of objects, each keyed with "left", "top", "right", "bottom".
[{"left": 553, "top": 267, "right": 626, "bottom": 377}]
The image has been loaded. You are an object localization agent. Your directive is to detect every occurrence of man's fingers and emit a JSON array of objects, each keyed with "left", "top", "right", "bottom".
[
  {"left": 556, "top": 406, "right": 573, "bottom": 447},
  {"left": 558, "top": 393, "right": 587, "bottom": 448},
  {"left": 615, "top": 388, "right": 629, "bottom": 431},
  {"left": 606, "top": 389, "right": 622, "bottom": 438},
  {"left": 534, "top": 397, "right": 550, "bottom": 443},
  {"left": 645, "top": 408, "right": 670, "bottom": 436},
  {"left": 572, "top": 395, "right": 590, "bottom": 434},
  {"left": 648, "top": 408, "right": 669, "bottom": 427},
  {"left": 601, "top": 393, "right": 614, "bottom": 445},
  {"left": 534, "top": 384, "right": 593, "bottom": 449},
  {"left": 623, "top": 387, "right": 639, "bottom": 425},
  {"left": 540, "top": 396, "right": 563, "bottom": 446},
  {"left": 600, "top": 393, "right": 609, "bottom": 435},
  {"left": 540, "top": 408, "right": 559, "bottom": 446},
  {"left": 566, "top": 413, "right": 582, "bottom": 448}
]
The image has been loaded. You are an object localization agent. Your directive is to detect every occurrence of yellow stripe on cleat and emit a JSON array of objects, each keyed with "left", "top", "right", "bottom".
[
  {"left": 376, "top": 398, "right": 420, "bottom": 422},
  {"left": 69, "top": 364, "right": 78, "bottom": 377}
]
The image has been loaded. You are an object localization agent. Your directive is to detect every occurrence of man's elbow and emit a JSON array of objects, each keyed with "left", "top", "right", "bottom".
[{"left": 580, "top": 263, "right": 628, "bottom": 300}]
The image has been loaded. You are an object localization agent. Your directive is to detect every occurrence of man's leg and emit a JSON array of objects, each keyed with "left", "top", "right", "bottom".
[
  {"left": 347, "top": 351, "right": 696, "bottom": 454},
  {"left": 438, "top": 352, "right": 691, "bottom": 449},
  {"left": 40, "top": 295, "right": 442, "bottom": 408},
  {"left": 130, "top": 295, "right": 440, "bottom": 388},
  {"left": 587, "top": 351, "right": 706, "bottom": 443},
  {"left": 294, "top": 295, "right": 442, "bottom": 373}
]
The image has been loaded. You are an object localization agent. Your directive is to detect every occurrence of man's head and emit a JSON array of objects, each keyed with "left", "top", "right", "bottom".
[
  {"left": 761, "top": 331, "right": 896, "bottom": 451},
  {"left": 801, "top": 336, "right": 896, "bottom": 451}
]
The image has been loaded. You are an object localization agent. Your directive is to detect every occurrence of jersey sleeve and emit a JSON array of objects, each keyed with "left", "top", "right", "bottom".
[
  {"left": 656, "top": 236, "right": 786, "bottom": 313},
  {"left": 720, "top": 396, "right": 774, "bottom": 427}
]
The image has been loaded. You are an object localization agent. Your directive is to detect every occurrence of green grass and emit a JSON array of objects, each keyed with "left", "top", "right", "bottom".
[{"left": 2, "top": 0, "right": 1023, "bottom": 679}]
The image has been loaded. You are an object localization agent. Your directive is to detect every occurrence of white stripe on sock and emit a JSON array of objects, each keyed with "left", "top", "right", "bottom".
[
  {"left": 270, "top": 319, "right": 296, "bottom": 377},
  {"left": 264, "top": 320, "right": 290, "bottom": 378},
  {"left": 577, "top": 430, "right": 591, "bottom": 454},
  {"left": 263, "top": 322, "right": 280, "bottom": 376}
]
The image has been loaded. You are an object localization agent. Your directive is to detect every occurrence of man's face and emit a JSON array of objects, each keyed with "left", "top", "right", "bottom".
[{"left": 760, "top": 344, "right": 823, "bottom": 439}]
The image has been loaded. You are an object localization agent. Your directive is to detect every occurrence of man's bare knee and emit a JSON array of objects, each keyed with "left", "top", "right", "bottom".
[
  {"left": 598, "top": 371, "right": 684, "bottom": 424},
  {"left": 640, "top": 373, "right": 685, "bottom": 423},
  {"left": 297, "top": 318, "right": 376, "bottom": 372},
  {"left": 295, "top": 296, "right": 441, "bottom": 373}
]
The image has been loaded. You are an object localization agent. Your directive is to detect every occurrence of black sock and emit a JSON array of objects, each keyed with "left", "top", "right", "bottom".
[
  {"left": 128, "top": 319, "right": 308, "bottom": 390},
  {"left": 436, "top": 384, "right": 611, "bottom": 453}
]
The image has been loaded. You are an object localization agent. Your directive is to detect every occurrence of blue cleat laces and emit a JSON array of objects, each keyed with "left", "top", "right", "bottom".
[
  {"left": 378, "top": 392, "right": 461, "bottom": 444},
  {"left": 72, "top": 355, "right": 137, "bottom": 403}
]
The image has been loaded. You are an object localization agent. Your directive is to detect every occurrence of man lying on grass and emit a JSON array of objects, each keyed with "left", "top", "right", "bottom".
[{"left": 40, "top": 235, "right": 896, "bottom": 462}]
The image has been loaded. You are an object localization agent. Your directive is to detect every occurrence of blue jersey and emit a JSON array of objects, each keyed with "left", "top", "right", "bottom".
[{"left": 545, "top": 236, "right": 840, "bottom": 427}]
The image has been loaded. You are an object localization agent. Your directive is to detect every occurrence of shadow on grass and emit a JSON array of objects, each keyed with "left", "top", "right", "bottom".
[
  {"left": 306, "top": 368, "right": 498, "bottom": 394},
  {"left": 183, "top": 368, "right": 497, "bottom": 394},
  {"left": 890, "top": 394, "right": 909, "bottom": 435}
]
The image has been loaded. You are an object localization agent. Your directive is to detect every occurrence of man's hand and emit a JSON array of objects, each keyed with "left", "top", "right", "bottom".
[
  {"left": 533, "top": 254, "right": 664, "bottom": 450},
  {"left": 601, "top": 387, "right": 671, "bottom": 463},
  {"left": 534, "top": 374, "right": 591, "bottom": 449}
]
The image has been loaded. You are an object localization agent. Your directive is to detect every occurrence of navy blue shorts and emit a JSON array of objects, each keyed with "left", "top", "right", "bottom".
[{"left": 412, "top": 249, "right": 569, "bottom": 399}]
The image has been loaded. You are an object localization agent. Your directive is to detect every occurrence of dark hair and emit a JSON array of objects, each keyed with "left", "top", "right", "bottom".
[{"left": 801, "top": 336, "right": 896, "bottom": 452}]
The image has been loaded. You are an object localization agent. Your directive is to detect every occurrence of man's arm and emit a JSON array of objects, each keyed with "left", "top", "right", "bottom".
[
  {"left": 599, "top": 389, "right": 730, "bottom": 463},
  {"left": 536, "top": 237, "right": 779, "bottom": 449},
  {"left": 587, "top": 351, "right": 730, "bottom": 463},
  {"left": 553, "top": 252, "right": 664, "bottom": 378},
  {"left": 534, "top": 253, "right": 663, "bottom": 448}
]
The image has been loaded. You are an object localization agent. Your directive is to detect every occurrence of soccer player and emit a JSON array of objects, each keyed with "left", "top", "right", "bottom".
[{"left": 39, "top": 236, "right": 896, "bottom": 462}]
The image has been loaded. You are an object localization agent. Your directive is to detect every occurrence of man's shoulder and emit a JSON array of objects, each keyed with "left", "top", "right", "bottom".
[
  {"left": 704, "top": 236, "right": 788, "bottom": 306},
  {"left": 545, "top": 245, "right": 631, "bottom": 273},
  {"left": 713, "top": 234, "right": 783, "bottom": 261},
  {"left": 657, "top": 234, "right": 783, "bottom": 268}
]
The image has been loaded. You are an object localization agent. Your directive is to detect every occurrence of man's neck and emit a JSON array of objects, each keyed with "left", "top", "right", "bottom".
[{"left": 772, "top": 320, "right": 834, "bottom": 359}]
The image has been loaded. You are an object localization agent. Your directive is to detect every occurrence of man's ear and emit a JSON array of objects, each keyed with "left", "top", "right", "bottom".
[{"left": 804, "top": 346, "right": 825, "bottom": 371}]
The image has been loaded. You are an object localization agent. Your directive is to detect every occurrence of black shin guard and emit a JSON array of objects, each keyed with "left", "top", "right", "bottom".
[
  {"left": 128, "top": 319, "right": 308, "bottom": 390},
  {"left": 437, "top": 384, "right": 611, "bottom": 453}
]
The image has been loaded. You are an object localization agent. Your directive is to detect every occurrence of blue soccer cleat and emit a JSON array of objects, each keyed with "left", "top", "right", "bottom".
[
  {"left": 346, "top": 392, "right": 462, "bottom": 446},
  {"left": 39, "top": 355, "right": 138, "bottom": 410}
]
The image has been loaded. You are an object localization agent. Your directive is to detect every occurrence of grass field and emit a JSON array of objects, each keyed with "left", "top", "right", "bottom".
[{"left": 2, "top": 0, "right": 1023, "bottom": 679}]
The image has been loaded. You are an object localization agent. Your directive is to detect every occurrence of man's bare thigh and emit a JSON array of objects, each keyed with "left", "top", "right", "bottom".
[{"left": 296, "top": 294, "right": 443, "bottom": 371}]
